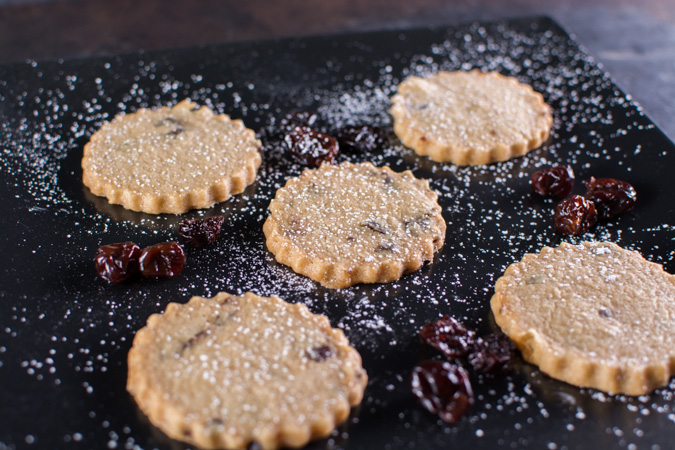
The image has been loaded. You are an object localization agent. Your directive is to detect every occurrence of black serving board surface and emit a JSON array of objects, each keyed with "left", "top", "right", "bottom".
[{"left": 1, "top": 16, "right": 675, "bottom": 450}]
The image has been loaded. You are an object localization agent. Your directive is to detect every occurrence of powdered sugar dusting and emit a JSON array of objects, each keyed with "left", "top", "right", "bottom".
[{"left": 1, "top": 17, "right": 674, "bottom": 449}]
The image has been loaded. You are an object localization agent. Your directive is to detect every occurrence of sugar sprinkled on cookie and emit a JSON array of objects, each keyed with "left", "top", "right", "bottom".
[
  {"left": 127, "top": 291, "right": 367, "bottom": 449},
  {"left": 82, "top": 99, "right": 261, "bottom": 214},
  {"left": 491, "top": 241, "right": 675, "bottom": 395},
  {"left": 263, "top": 161, "right": 446, "bottom": 289},
  {"left": 390, "top": 70, "right": 552, "bottom": 165}
]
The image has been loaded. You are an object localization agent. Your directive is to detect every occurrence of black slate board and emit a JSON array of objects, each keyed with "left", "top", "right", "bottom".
[{"left": 1, "top": 16, "right": 675, "bottom": 449}]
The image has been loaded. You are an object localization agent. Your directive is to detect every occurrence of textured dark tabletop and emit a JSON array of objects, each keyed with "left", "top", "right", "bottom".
[
  {"left": 1, "top": 0, "right": 673, "bottom": 141},
  {"left": 1, "top": 2, "right": 675, "bottom": 449}
]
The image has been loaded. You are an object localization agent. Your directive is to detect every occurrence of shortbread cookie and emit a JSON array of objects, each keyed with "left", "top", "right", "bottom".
[
  {"left": 263, "top": 162, "right": 446, "bottom": 289},
  {"left": 127, "top": 292, "right": 367, "bottom": 449},
  {"left": 491, "top": 241, "right": 675, "bottom": 395},
  {"left": 82, "top": 99, "right": 261, "bottom": 214},
  {"left": 390, "top": 70, "right": 552, "bottom": 165}
]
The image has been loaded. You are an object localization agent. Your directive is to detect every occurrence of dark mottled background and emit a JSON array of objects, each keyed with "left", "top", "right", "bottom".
[
  {"left": 2, "top": 3, "right": 675, "bottom": 450},
  {"left": 1, "top": 0, "right": 674, "bottom": 141}
]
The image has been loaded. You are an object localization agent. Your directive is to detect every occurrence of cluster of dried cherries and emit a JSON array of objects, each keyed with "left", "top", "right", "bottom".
[
  {"left": 280, "top": 111, "right": 385, "bottom": 166},
  {"left": 530, "top": 165, "right": 637, "bottom": 235},
  {"left": 95, "top": 216, "right": 225, "bottom": 284},
  {"left": 95, "top": 112, "right": 386, "bottom": 284},
  {"left": 410, "top": 316, "right": 514, "bottom": 423}
]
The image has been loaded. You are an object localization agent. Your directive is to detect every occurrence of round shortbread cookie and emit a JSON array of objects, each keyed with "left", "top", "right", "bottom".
[
  {"left": 127, "top": 291, "right": 367, "bottom": 450},
  {"left": 263, "top": 162, "right": 446, "bottom": 289},
  {"left": 82, "top": 99, "right": 261, "bottom": 214},
  {"left": 390, "top": 70, "right": 552, "bottom": 165},
  {"left": 491, "top": 241, "right": 675, "bottom": 395}
]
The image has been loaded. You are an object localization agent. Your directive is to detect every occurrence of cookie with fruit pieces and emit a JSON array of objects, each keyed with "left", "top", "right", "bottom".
[
  {"left": 263, "top": 161, "right": 446, "bottom": 289},
  {"left": 491, "top": 241, "right": 675, "bottom": 396},
  {"left": 82, "top": 99, "right": 261, "bottom": 214},
  {"left": 127, "top": 291, "right": 367, "bottom": 449},
  {"left": 390, "top": 70, "right": 552, "bottom": 164}
]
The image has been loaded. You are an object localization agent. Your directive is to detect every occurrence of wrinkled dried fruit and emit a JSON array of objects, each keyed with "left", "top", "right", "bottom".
[
  {"left": 284, "top": 126, "right": 339, "bottom": 166},
  {"left": 468, "top": 333, "right": 514, "bottom": 374},
  {"left": 155, "top": 117, "right": 185, "bottom": 137},
  {"left": 584, "top": 177, "right": 637, "bottom": 218},
  {"left": 178, "top": 215, "right": 225, "bottom": 247},
  {"left": 362, "top": 220, "right": 387, "bottom": 234},
  {"left": 531, "top": 165, "right": 575, "bottom": 198},
  {"left": 94, "top": 242, "right": 141, "bottom": 284},
  {"left": 335, "top": 125, "right": 385, "bottom": 153},
  {"left": 554, "top": 195, "right": 598, "bottom": 235},
  {"left": 410, "top": 360, "right": 474, "bottom": 423},
  {"left": 306, "top": 345, "right": 335, "bottom": 362},
  {"left": 419, "top": 316, "right": 477, "bottom": 358},
  {"left": 139, "top": 242, "right": 186, "bottom": 278}
]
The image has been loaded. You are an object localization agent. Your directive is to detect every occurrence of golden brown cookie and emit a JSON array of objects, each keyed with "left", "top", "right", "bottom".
[
  {"left": 127, "top": 291, "right": 367, "bottom": 449},
  {"left": 82, "top": 99, "right": 261, "bottom": 214},
  {"left": 263, "top": 162, "right": 446, "bottom": 289},
  {"left": 491, "top": 241, "right": 675, "bottom": 395},
  {"left": 390, "top": 70, "right": 552, "bottom": 165}
]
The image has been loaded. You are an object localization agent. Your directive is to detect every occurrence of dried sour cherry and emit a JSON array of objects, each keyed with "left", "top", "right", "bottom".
[
  {"left": 413, "top": 316, "right": 516, "bottom": 423},
  {"left": 139, "top": 242, "right": 186, "bottom": 278},
  {"left": 305, "top": 345, "right": 335, "bottom": 362},
  {"left": 468, "top": 333, "right": 514, "bottom": 374},
  {"left": 529, "top": 165, "right": 636, "bottom": 235},
  {"left": 284, "top": 126, "right": 339, "bottom": 167},
  {"left": 179, "top": 215, "right": 225, "bottom": 247},
  {"left": 531, "top": 165, "right": 575, "bottom": 198},
  {"left": 410, "top": 360, "right": 474, "bottom": 423},
  {"left": 584, "top": 176, "right": 637, "bottom": 218},
  {"left": 554, "top": 195, "right": 598, "bottom": 235},
  {"left": 94, "top": 242, "right": 142, "bottom": 284},
  {"left": 419, "top": 316, "right": 476, "bottom": 358}
]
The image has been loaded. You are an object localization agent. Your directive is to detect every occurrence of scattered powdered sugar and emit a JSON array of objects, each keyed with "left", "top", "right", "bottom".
[
  {"left": 1, "top": 17, "right": 674, "bottom": 449},
  {"left": 338, "top": 296, "right": 397, "bottom": 351},
  {"left": 316, "top": 83, "right": 394, "bottom": 129}
]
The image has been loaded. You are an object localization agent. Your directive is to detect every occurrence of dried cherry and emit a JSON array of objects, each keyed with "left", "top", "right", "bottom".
[
  {"left": 178, "top": 215, "right": 225, "bottom": 247},
  {"left": 584, "top": 177, "right": 637, "bottom": 218},
  {"left": 531, "top": 165, "right": 575, "bottom": 198},
  {"left": 468, "top": 333, "right": 514, "bottom": 374},
  {"left": 306, "top": 345, "right": 335, "bottom": 362},
  {"left": 554, "top": 195, "right": 598, "bottom": 235},
  {"left": 139, "top": 242, "right": 186, "bottom": 278},
  {"left": 419, "top": 315, "right": 476, "bottom": 358},
  {"left": 94, "top": 242, "right": 141, "bottom": 284},
  {"left": 284, "top": 126, "right": 339, "bottom": 167},
  {"left": 410, "top": 360, "right": 474, "bottom": 423},
  {"left": 335, "top": 125, "right": 385, "bottom": 153}
]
